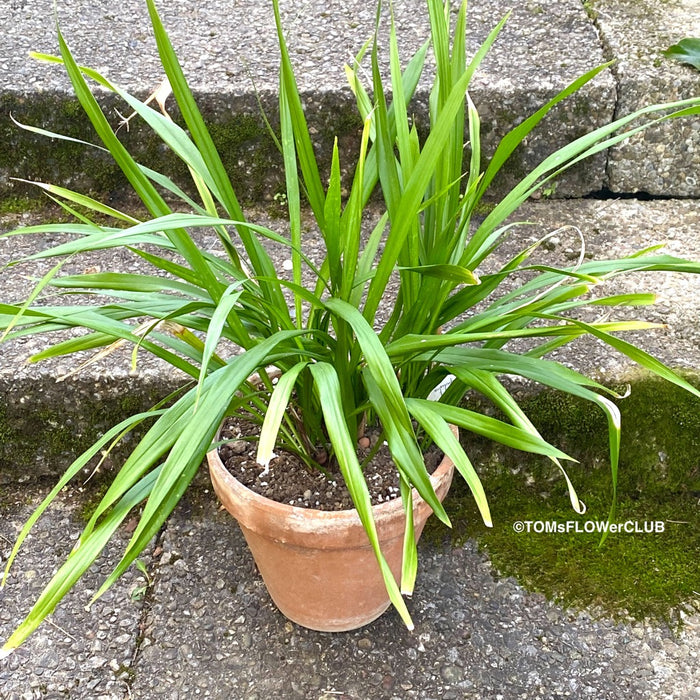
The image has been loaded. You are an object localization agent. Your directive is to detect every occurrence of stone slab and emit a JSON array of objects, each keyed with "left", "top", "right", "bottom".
[
  {"left": 0, "top": 0, "right": 615, "bottom": 202},
  {"left": 592, "top": 0, "right": 700, "bottom": 196}
]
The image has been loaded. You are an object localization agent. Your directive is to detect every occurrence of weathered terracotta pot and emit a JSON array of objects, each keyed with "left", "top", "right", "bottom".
[{"left": 207, "top": 428, "right": 457, "bottom": 632}]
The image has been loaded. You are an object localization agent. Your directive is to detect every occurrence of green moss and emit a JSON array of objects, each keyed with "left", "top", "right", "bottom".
[
  {"left": 1, "top": 86, "right": 368, "bottom": 208},
  {"left": 0, "top": 382, "right": 173, "bottom": 488},
  {"left": 471, "top": 200, "right": 497, "bottom": 217},
  {"left": 582, "top": 0, "right": 599, "bottom": 21},
  {"left": 427, "top": 371, "right": 700, "bottom": 628},
  {"left": 0, "top": 195, "right": 40, "bottom": 215},
  {"left": 2, "top": 94, "right": 284, "bottom": 207},
  {"left": 77, "top": 479, "right": 112, "bottom": 524},
  {"left": 540, "top": 181, "right": 558, "bottom": 199},
  {"left": 208, "top": 116, "right": 282, "bottom": 203},
  {"left": 1, "top": 93, "right": 128, "bottom": 205}
]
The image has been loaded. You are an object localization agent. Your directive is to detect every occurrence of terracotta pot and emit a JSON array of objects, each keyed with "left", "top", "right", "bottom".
[{"left": 207, "top": 427, "right": 456, "bottom": 632}]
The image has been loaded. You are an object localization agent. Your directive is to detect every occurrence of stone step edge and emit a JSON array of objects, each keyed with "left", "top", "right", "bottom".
[{"left": 2, "top": 364, "right": 698, "bottom": 484}]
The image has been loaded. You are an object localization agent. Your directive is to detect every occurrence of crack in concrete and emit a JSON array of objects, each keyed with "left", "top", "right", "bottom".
[
  {"left": 121, "top": 523, "right": 169, "bottom": 698},
  {"left": 580, "top": 0, "right": 623, "bottom": 192}
]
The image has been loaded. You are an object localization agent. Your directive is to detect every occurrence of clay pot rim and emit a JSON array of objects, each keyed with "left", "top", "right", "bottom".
[{"left": 207, "top": 423, "right": 458, "bottom": 530}]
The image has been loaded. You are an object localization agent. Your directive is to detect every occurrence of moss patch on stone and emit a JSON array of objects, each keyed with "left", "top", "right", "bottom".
[
  {"left": 429, "top": 371, "right": 700, "bottom": 627},
  {"left": 0, "top": 379, "right": 177, "bottom": 488},
  {"left": 0, "top": 90, "right": 361, "bottom": 207},
  {"left": 0, "top": 196, "right": 40, "bottom": 216}
]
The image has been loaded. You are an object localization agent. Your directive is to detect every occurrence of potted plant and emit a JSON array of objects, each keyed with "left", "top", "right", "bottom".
[{"left": 2, "top": 0, "right": 700, "bottom": 650}]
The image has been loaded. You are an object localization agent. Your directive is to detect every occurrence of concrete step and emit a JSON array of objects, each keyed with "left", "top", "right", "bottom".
[
  {"left": 1, "top": 196, "right": 699, "bottom": 482},
  {"left": 0, "top": 0, "right": 698, "bottom": 205}
]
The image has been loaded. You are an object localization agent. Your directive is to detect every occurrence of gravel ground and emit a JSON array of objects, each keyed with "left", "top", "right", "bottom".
[
  {"left": 129, "top": 493, "right": 700, "bottom": 700},
  {"left": 0, "top": 488, "right": 149, "bottom": 699},
  {"left": 2, "top": 484, "right": 698, "bottom": 699}
]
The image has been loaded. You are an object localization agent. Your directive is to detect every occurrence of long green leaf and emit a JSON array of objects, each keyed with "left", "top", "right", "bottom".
[
  {"left": 49, "top": 272, "right": 210, "bottom": 299},
  {"left": 56, "top": 24, "right": 223, "bottom": 295},
  {"left": 89, "top": 330, "right": 306, "bottom": 603},
  {"left": 398, "top": 263, "right": 480, "bottom": 285},
  {"left": 325, "top": 298, "right": 449, "bottom": 524},
  {"left": 256, "top": 362, "right": 308, "bottom": 468},
  {"left": 467, "top": 97, "right": 700, "bottom": 267},
  {"left": 144, "top": 0, "right": 286, "bottom": 314},
  {"left": 13, "top": 179, "right": 139, "bottom": 224},
  {"left": 1, "top": 409, "right": 164, "bottom": 589},
  {"left": 450, "top": 367, "right": 584, "bottom": 513},
  {"left": 271, "top": 0, "right": 326, "bottom": 223},
  {"left": 278, "top": 66, "right": 304, "bottom": 325},
  {"left": 475, "top": 62, "right": 611, "bottom": 202},
  {"left": 309, "top": 362, "right": 414, "bottom": 629},
  {"left": 195, "top": 283, "right": 244, "bottom": 404},
  {"left": 363, "top": 53, "right": 487, "bottom": 322},
  {"left": 407, "top": 399, "right": 573, "bottom": 460},
  {"left": 563, "top": 318, "right": 700, "bottom": 400},
  {"left": 2, "top": 468, "right": 161, "bottom": 652},
  {"left": 407, "top": 401, "right": 492, "bottom": 526}
]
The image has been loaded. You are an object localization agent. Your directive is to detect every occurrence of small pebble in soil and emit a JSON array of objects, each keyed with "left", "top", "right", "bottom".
[{"left": 230, "top": 440, "right": 247, "bottom": 455}]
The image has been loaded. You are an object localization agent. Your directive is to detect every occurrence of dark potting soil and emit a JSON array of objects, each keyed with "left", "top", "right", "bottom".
[{"left": 217, "top": 418, "right": 444, "bottom": 511}]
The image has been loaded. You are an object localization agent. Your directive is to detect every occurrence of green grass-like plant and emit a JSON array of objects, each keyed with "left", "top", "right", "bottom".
[{"left": 2, "top": 0, "right": 700, "bottom": 650}]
